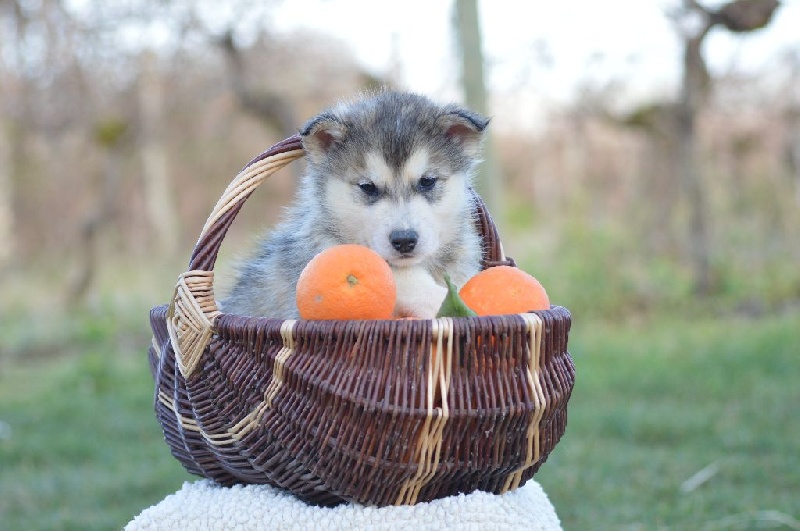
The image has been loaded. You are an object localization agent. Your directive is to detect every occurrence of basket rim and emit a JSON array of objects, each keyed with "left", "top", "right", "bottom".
[
  {"left": 213, "top": 304, "right": 569, "bottom": 323},
  {"left": 152, "top": 303, "right": 570, "bottom": 327}
]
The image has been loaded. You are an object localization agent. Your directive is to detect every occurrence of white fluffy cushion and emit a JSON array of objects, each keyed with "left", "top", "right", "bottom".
[{"left": 126, "top": 479, "right": 562, "bottom": 531}]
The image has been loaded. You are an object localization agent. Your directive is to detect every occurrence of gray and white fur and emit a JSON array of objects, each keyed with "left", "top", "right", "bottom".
[{"left": 222, "top": 90, "right": 489, "bottom": 319}]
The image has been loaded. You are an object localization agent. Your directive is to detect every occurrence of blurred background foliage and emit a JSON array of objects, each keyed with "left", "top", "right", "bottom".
[
  {"left": 0, "top": 0, "right": 798, "bottom": 529},
  {"left": 0, "top": 0, "right": 797, "bottom": 318}
]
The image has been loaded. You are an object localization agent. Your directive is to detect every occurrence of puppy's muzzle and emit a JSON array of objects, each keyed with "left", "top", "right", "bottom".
[{"left": 390, "top": 229, "right": 418, "bottom": 254}]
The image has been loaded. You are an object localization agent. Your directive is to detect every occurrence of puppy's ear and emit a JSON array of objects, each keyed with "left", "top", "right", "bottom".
[
  {"left": 300, "top": 112, "right": 346, "bottom": 162},
  {"left": 438, "top": 107, "right": 490, "bottom": 157}
]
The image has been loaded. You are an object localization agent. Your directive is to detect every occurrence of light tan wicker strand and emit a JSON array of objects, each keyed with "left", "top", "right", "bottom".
[
  {"left": 168, "top": 270, "right": 219, "bottom": 378},
  {"left": 196, "top": 408, "right": 261, "bottom": 446},
  {"left": 264, "top": 319, "right": 297, "bottom": 409},
  {"left": 159, "top": 396, "right": 243, "bottom": 452},
  {"left": 158, "top": 368, "right": 258, "bottom": 447},
  {"left": 395, "top": 317, "right": 453, "bottom": 505},
  {"left": 502, "top": 313, "right": 545, "bottom": 492},
  {"left": 158, "top": 391, "right": 201, "bottom": 433},
  {"left": 151, "top": 336, "right": 162, "bottom": 361}
]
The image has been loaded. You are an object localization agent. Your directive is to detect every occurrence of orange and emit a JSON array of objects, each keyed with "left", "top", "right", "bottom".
[
  {"left": 296, "top": 244, "right": 396, "bottom": 320},
  {"left": 459, "top": 265, "right": 550, "bottom": 315}
]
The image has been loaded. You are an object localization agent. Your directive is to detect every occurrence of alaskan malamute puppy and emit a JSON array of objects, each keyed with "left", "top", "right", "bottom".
[{"left": 223, "top": 90, "right": 489, "bottom": 319}]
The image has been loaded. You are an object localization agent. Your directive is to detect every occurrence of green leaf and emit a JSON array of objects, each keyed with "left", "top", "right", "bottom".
[{"left": 436, "top": 274, "right": 478, "bottom": 318}]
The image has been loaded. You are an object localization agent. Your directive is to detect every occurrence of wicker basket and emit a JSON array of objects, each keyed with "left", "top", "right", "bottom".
[{"left": 148, "top": 134, "right": 575, "bottom": 507}]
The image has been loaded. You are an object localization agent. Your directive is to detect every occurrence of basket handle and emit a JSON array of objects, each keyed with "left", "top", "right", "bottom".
[{"left": 188, "top": 135, "right": 305, "bottom": 272}]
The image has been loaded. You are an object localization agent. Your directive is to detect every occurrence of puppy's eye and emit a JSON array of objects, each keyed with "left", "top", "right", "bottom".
[
  {"left": 358, "top": 181, "right": 380, "bottom": 198},
  {"left": 418, "top": 175, "right": 437, "bottom": 192}
]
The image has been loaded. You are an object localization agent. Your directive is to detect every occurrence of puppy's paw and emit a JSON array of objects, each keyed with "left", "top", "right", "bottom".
[{"left": 392, "top": 266, "right": 446, "bottom": 319}]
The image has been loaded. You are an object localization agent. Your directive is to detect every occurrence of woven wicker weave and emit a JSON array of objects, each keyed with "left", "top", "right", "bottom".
[{"left": 148, "top": 134, "right": 575, "bottom": 507}]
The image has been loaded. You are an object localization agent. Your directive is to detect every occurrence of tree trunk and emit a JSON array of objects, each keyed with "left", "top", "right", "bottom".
[
  {"left": 676, "top": 108, "right": 712, "bottom": 294},
  {"left": 66, "top": 142, "right": 123, "bottom": 304},
  {"left": 793, "top": 124, "right": 800, "bottom": 207},
  {"left": 790, "top": 55, "right": 800, "bottom": 207},
  {"left": 453, "top": 0, "right": 502, "bottom": 224},
  {"left": 139, "top": 49, "right": 179, "bottom": 255},
  {"left": 218, "top": 31, "right": 297, "bottom": 137},
  {"left": 673, "top": 0, "right": 781, "bottom": 294},
  {"left": 677, "top": 7, "right": 714, "bottom": 295},
  {"left": 0, "top": 121, "right": 13, "bottom": 270},
  {"left": 217, "top": 31, "right": 299, "bottom": 182}
]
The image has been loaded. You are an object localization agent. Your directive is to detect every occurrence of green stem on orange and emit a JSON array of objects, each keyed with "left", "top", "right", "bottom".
[{"left": 436, "top": 274, "right": 478, "bottom": 318}]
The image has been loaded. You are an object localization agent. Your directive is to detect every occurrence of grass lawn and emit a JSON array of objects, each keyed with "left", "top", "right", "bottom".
[
  {"left": 536, "top": 313, "right": 800, "bottom": 530},
  {"left": 1, "top": 300, "right": 798, "bottom": 529},
  {"left": 0, "top": 338, "right": 194, "bottom": 529}
]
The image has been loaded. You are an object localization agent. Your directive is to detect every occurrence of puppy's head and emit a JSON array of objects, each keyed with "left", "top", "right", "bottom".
[{"left": 300, "top": 91, "right": 489, "bottom": 267}]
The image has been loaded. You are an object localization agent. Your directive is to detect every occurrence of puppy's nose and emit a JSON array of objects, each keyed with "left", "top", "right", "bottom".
[{"left": 390, "top": 229, "right": 418, "bottom": 254}]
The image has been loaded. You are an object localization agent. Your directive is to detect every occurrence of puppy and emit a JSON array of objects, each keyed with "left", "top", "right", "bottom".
[{"left": 223, "top": 90, "right": 489, "bottom": 319}]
